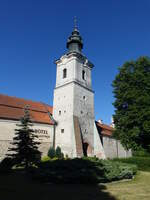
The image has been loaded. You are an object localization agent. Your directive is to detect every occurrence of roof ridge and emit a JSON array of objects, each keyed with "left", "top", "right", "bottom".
[
  {"left": 0, "top": 103, "right": 49, "bottom": 113},
  {"left": 0, "top": 93, "right": 52, "bottom": 108}
]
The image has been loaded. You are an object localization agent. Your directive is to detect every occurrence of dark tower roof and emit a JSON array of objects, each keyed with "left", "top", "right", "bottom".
[{"left": 66, "top": 18, "right": 83, "bottom": 54}]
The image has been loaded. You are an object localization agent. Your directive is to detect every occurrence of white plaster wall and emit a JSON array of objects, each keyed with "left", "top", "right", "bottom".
[
  {"left": 53, "top": 52, "right": 95, "bottom": 157},
  {"left": 73, "top": 83, "right": 95, "bottom": 147},
  {"left": 53, "top": 83, "right": 75, "bottom": 157},
  {"left": 94, "top": 123, "right": 106, "bottom": 158},
  {"left": 53, "top": 81, "right": 96, "bottom": 157},
  {"left": 56, "top": 57, "right": 76, "bottom": 88},
  {"left": 56, "top": 54, "right": 92, "bottom": 90},
  {"left": 0, "top": 119, "right": 54, "bottom": 160},
  {"left": 75, "top": 59, "right": 92, "bottom": 89}
]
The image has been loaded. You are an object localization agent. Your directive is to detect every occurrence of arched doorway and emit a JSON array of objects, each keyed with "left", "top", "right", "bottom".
[{"left": 83, "top": 142, "right": 92, "bottom": 157}]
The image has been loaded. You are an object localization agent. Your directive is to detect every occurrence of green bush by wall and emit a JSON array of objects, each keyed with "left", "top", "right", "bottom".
[{"left": 31, "top": 157, "right": 137, "bottom": 184}]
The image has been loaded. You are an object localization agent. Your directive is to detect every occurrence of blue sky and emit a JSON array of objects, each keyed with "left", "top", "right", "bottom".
[{"left": 0, "top": 0, "right": 150, "bottom": 124}]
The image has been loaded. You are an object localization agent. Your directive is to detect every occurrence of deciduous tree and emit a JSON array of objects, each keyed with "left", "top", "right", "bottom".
[{"left": 112, "top": 57, "right": 150, "bottom": 152}]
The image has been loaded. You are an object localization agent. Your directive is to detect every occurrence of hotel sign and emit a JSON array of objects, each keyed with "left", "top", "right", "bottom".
[{"left": 34, "top": 129, "right": 50, "bottom": 139}]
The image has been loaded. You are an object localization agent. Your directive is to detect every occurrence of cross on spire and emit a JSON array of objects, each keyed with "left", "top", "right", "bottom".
[{"left": 74, "top": 16, "right": 77, "bottom": 30}]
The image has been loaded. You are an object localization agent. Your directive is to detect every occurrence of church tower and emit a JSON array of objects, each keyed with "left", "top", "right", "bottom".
[{"left": 53, "top": 22, "right": 105, "bottom": 158}]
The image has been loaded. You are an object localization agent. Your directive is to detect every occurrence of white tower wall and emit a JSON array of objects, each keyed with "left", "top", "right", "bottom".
[{"left": 53, "top": 27, "right": 105, "bottom": 158}]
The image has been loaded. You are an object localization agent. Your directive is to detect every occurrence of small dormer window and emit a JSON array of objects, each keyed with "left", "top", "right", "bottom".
[
  {"left": 82, "top": 70, "right": 85, "bottom": 80},
  {"left": 63, "top": 68, "right": 67, "bottom": 78}
]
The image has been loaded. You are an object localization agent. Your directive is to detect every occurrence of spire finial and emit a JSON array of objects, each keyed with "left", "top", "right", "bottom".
[
  {"left": 74, "top": 16, "right": 77, "bottom": 30},
  {"left": 66, "top": 17, "right": 83, "bottom": 53}
]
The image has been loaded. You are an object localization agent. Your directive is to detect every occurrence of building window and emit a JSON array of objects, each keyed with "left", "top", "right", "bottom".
[
  {"left": 82, "top": 70, "right": 85, "bottom": 80},
  {"left": 59, "top": 110, "right": 61, "bottom": 115},
  {"left": 83, "top": 96, "right": 86, "bottom": 100},
  {"left": 63, "top": 68, "right": 67, "bottom": 78},
  {"left": 61, "top": 129, "right": 64, "bottom": 133}
]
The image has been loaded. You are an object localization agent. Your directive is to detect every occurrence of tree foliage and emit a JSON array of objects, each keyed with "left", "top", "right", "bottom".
[
  {"left": 55, "top": 146, "right": 64, "bottom": 159},
  {"left": 7, "top": 106, "right": 41, "bottom": 169},
  {"left": 112, "top": 56, "right": 150, "bottom": 152},
  {"left": 47, "top": 147, "right": 55, "bottom": 158}
]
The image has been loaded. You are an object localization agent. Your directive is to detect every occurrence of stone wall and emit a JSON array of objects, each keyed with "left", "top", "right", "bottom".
[
  {"left": 0, "top": 119, "right": 54, "bottom": 160},
  {"left": 0, "top": 118, "right": 132, "bottom": 160},
  {"left": 102, "top": 136, "right": 132, "bottom": 158}
]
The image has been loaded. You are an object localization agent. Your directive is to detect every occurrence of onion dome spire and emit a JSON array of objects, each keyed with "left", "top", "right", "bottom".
[{"left": 67, "top": 17, "right": 83, "bottom": 54}]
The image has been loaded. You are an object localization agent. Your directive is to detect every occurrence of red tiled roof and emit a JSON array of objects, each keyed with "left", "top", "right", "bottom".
[
  {"left": 96, "top": 121, "right": 114, "bottom": 137},
  {"left": 0, "top": 94, "right": 54, "bottom": 125}
]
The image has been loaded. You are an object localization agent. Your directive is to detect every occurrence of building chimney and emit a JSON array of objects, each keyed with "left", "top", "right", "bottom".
[
  {"left": 110, "top": 116, "right": 115, "bottom": 128},
  {"left": 98, "top": 119, "right": 103, "bottom": 124}
]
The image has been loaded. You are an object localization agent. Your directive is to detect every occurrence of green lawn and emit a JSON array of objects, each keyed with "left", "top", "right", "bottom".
[
  {"left": 0, "top": 156, "right": 150, "bottom": 200},
  {"left": 105, "top": 156, "right": 150, "bottom": 199},
  {"left": 106, "top": 171, "right": 150, "bottom": 200}
]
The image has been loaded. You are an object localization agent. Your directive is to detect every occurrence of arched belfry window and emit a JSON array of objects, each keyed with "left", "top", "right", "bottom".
[
  {"left": 82, "top": 70, "right": 85, "bottom": 80},
  {"left": 63, "top": 68, "right": 67, "bottom": 79}
]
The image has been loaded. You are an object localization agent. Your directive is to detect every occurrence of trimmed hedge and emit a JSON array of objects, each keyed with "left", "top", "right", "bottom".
[
  {"left": 132, "top": 150, "right": 150, "bottom": 157},
  {"left": 30, "top": 157, "right": 137, "bottom": 184},
  {"left": 112, "top": 156, "right": 150, "bottom": 172}
]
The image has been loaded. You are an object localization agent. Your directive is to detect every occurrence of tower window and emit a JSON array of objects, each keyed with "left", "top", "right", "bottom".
[
  {"left": 63, "top": 68, "right": 67, "bottom": 78},
  {"left": 61, "top": 129, "right": 64, "bottom": 133},
  {"left": 59, "top": 110, "right": 61, "bottom": 115},
  {"left": 82, "top": 70, "right": 85, "bottom": 80}
]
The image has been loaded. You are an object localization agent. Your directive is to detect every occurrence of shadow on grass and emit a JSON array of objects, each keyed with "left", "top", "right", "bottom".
[{"left": 0, "top": 170, "right": 117, "bottom": 200}]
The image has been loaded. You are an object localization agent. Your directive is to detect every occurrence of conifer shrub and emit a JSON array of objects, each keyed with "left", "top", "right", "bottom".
[
  {"left": 32, "top": 157, "right": 137, "bottom": 184},
  {"left": 55, "top": 146, "right": 64, "bottom": 159},
  {"left": 47, "top": 146, "right": 64, "bottom": 159},
  {"left": 65, "top": 154, "right": 69, "bottom": 159},
  {"left": 6, "top": 106, "right": 41, "bottom": 170},
  {"left": 47, "top": 147, "right": 55, "bottom": 159}
]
